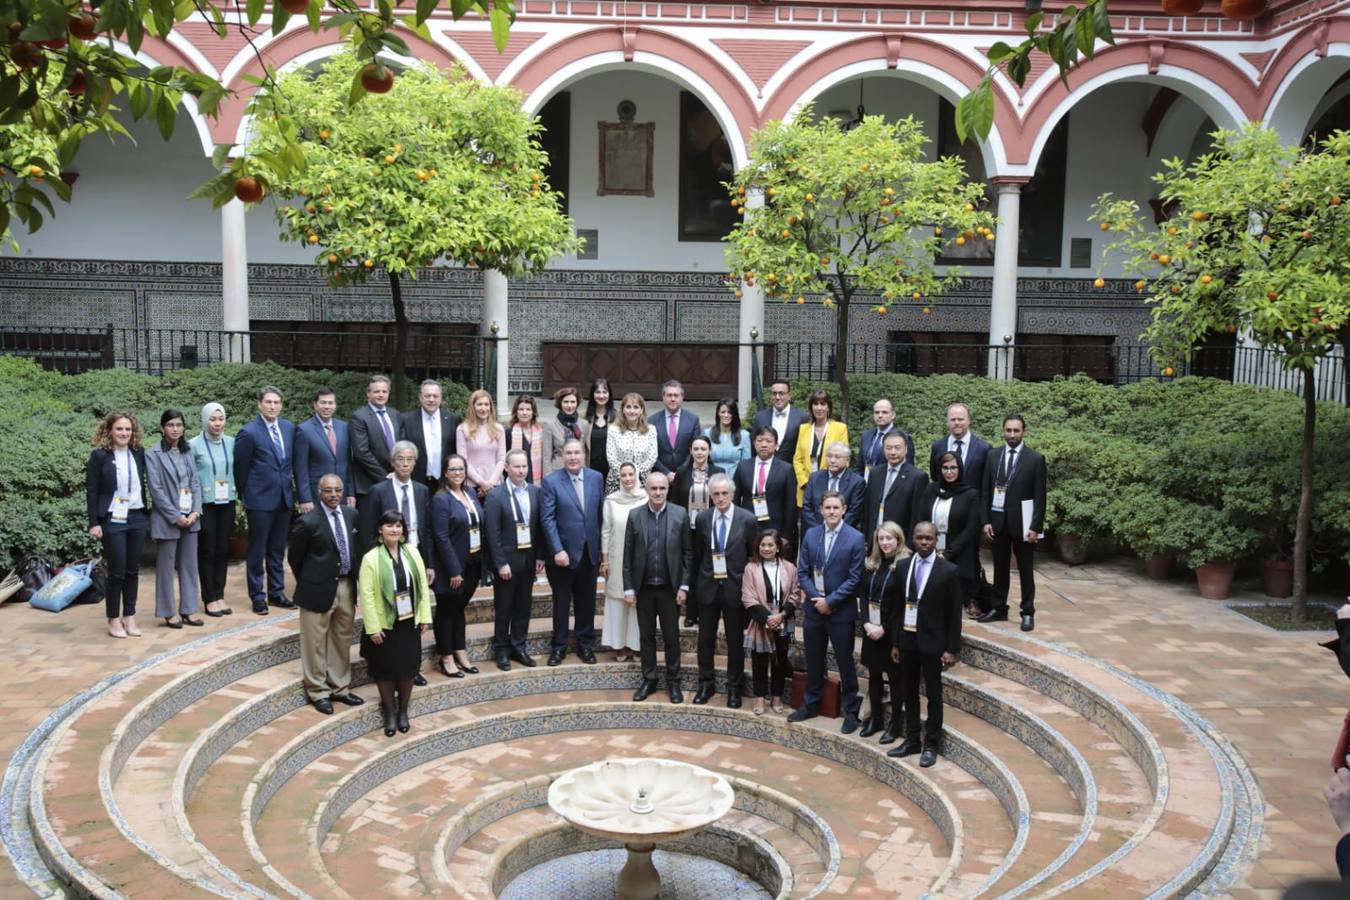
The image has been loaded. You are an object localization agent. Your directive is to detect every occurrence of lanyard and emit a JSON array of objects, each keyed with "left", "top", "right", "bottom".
[
  {"left": 511, "top": 487, "right": 527, "bottom": 523},
  {"left": 455, "top": 491, "right": 479, "bottom": 527},
  {"left": 871, "top": 567, "right": 892, "bottom": 603},
  {"left": 385, "top": 545, "right": 409, "bottom": 592},
  {"left": 205, "top": 437, "right": 230, "bottom": 478}
]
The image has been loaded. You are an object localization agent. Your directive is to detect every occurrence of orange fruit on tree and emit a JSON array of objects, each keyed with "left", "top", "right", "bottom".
[
  {"left": 1158, "top": 254, "right": 1171, "bottom": 265},
  {"left": 361, "top": 64, "right": 395, "bottom": 94},
  {"left": 1162, "top": 366, "right": 1175, "bottom": 377},
  {"left": 1191, "top": 210, "right": 1209, "bottom": 221},
  {"left": 1093, "top": 277, "right": 1105, "bottom": 288},
  {"left": 1099, "top": 222, "right": 1110, "bottom": 231},
  {"left": 1200, "top": 274, "right": 1212, "bottom": 284}
]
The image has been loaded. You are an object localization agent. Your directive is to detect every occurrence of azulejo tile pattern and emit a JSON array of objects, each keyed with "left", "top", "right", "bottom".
[{"left": 497, "top": 848, "right": 773, "bottom": 900}]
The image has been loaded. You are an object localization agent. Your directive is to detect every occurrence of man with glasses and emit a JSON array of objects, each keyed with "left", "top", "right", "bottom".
[
  {"left": 691, "top": 474, "right": 758, "bottom": 707},
  {"left": 752, "top": 380, "right": 809, "bottom": 463},
  {"left": 485, "top": 450, "right": 545, "bottom": 670}
]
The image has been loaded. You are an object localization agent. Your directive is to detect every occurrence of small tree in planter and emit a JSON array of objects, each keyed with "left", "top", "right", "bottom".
[
  {"left": 1111, "top": 486, "right": 1203, "bottom": 579},
  {"left": 1180, "top": 506, "right": 1261, "bottom": 600}
]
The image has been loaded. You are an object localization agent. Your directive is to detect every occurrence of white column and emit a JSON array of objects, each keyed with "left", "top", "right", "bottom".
[
  {"left": 482, "top": 269, "right": 510, "bottom": 413},
  {"left": 737, "top": 191, "right": 766, "bottom": 410},
  {"left": 987, "top": 179, "right": 1025, "bottom": 380},
  {"left": 221, "top": 199, "right": 250, "bottom": 362}
]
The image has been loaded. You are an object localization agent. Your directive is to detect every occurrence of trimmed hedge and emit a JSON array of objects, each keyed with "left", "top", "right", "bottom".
[{"left": 0, "top": 357, "right": 472, "bottom": 567}]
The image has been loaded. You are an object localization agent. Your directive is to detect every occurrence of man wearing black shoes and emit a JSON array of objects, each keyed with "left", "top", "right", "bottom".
[
  {"left": 691, "top": 475, "right": 757, "bottom": 708},
  {"left": 978, "top": 414, "right": 1047, "bottom": 632},
  {"left": 485, "top": 451, "right": 544, "bottom": 671},
  {"left": 624, "top": 472, "right": 693, "bottom": 704},
  {"left": 888, "top": 521, "right": 962, "bottom": 768}
]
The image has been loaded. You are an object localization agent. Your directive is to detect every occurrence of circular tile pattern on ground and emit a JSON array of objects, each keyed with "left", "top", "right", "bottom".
[{"left": 497, "top": 848, "right": 772, "bottom": 900}]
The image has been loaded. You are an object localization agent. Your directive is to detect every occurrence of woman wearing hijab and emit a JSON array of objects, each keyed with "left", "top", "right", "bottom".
[
  {"left": 600, "top": 462, "right": 646, "bottom": 661},
  {"left": 147, "top": 409, "right": 204, "bottom": 628},
  {"left": 918, "top": 451, "right": 982, "bottom": 616},
  {"left": 541, "top": 386, "right": 584, "bottom": 476},
  {"left": 189, "top": 402, "right": 235, "bottom": 617}
]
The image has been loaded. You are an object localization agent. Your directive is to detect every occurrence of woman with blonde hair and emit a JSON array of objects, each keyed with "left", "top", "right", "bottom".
[
  {"left": 85, "top": 411, "right": 150, "bottom": 638},
  {"left": 859, "top": 520, "right": 909, "bottom": 743},
  {"left": 604, "top": 392, "right": 658, "bottom": 494},
  {"left": 456, "top": 389, "right": 506, "bottom": 501}
]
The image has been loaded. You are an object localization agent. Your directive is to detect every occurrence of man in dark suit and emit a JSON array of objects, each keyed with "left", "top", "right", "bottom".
[
  {"left": 540, "top": 438, "right": 604, "bottom": 666},
  {"left": 855, "top": 398, "right": 914, "bottom": 477},
  {"left": 649, "top": 379, "right": 702, "bottom": 475},
  {"left": 733, "top": 427, "right": 798, "bottom": 548},
  {"left": 888, "top": 521, "right": 963, "bottom": 767},
  {"left": 789, "top": 492, "right": 866, "bottom": 731},
  {"left": 484, "top": 450, "right": 544, "bottom": 670},
  {"left": 691, "top": 474, "right": 757, "bottom": 707},
  {"left": 979, "top": 414, "right": 1047, "bottom": 632},
  {"left": 623, "top": 472, "right": 693, "bottom": 703},
  {"left": 802, "top": 442, "right": 866, "bottom": 533},
  {"left": 864, "top": 432, "right": 929, "bottom": 548},
  {"left": 349, "top": 374, "right": 402, "bottom": 551},
  {"left": 371, "top": 441, "right": 433, "bottom": 573},
  {"left": 234, "top": 385, "right": 297, "bottom": 616},
  {"left": 295, "top": 386, "right": 353, "bottom": 513},
  {"left": 928, "top": 402, "right": 991, "bottom": 490},
  {"left": 287, "top": 474, "right": 364, "bottom": 715},
  {"left": 402, "top": 379, "right": 460, "bottom": 494},
  {"left": 752, "top": 379, "right": 809, "bottom": 463}
]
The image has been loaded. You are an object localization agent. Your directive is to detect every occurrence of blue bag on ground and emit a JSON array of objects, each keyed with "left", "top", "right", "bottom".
[{"left": 30, "top": 561, "right": 95, "bottom": 612}]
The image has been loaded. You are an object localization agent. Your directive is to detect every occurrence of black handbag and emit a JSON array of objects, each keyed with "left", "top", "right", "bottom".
[{"left": 15, "top": 556, "right": 56, "bottom": 604}]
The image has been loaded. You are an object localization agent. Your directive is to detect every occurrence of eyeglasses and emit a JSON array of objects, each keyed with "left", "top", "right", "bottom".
[{"left": 445, "top": 467, "right": 466, "bottom": 473}]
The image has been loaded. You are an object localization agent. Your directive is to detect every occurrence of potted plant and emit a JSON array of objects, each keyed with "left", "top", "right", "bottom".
[
  {"left": 1112, "top": 487, "right": 1191, "bottom": 580},
  {"left": 1045, "top": 477, "right": 1112, "bottom": 565},
  {"left": 1181, "top": 506, "right": 1260, "bottom": 600}
]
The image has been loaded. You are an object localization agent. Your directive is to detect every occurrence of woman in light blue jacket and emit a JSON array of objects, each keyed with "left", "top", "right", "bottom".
[
  {"left": 705, "top": 397, "right": 751, "bottom": 472},
  {"left": 188, "top": 402, "right": 236, "bottom": 617}
]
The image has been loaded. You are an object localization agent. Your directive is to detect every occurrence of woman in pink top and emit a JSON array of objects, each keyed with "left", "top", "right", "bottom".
[{"left": 456, "top": 389, "right": 506, "bottom": 501}]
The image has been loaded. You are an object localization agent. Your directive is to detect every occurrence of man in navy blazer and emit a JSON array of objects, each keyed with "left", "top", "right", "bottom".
[
  {"left": 540, "top": 438, "right": 605, "bottom": 666},
  {"left": 789, "top": 492, "right": 866, "bottom": 732},
  {"left": 649, "top": 379, "right": 702, "bottom": 475},
  {"left": 484, "top": 450, "right": 545, "bottom": 670},
  {"left": 233, "top": 385, "right": 297, "bottom": 615},
  {"left": 854, "top": 398, "right": 914, "bottom": 476},
  {"left": 733, "top": 427, "right": 798, "bottom": 547},
  {"left": 928, "top": 402, "right": 990, "bottom": 490},
  {"left": 802, "top": 442, "right": 866, "bottom": 533},
  {"left": 752, "top": 379, "right": 810, "bottom": 463},
  {"left": 295, "top": 386, "right": 353, "bottom": 512}
]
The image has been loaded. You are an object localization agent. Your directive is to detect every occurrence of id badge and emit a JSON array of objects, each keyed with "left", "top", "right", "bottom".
[
  {"left": 468, "top": 526, "right": 481, "bottom": 554},
  {"left": 752, "top": 495, "right": 770, "bottom": 521},
  {"left": 178, "top": 486, "right": 193, "bottom": 513},
  {"left": 213, "top": 479, "right": 229, "bottom": 502},
  {"left": 936, "top": 532, "right": 947, "bottom": 551},
  {"left": 712, "top": 553, "right": 728, "bottom": 580},
  {"left": 813, "top": 567, "right": 825, "bottom": 595},
  {"left": 515, "top": 522, "right": 532, "bottom": 549},
  {"left": 395, "top": 588, "right": 414, "bottom": 620},
  {"left": 991, "top": 486, "right": 1007, "bottom": 512},
  {"left": 868, "top": 601, "right": 881, "bottom": 627},
  {"left": 111, "top": 496, "right": 129, "bottom": 523},
  {"left": 904, "top": 602, "right": 918, "bottom": 632}
]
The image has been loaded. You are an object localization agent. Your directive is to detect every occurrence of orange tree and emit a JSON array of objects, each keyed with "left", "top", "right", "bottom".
[
  {"left": 241, "top": 52, "right": 578, "bottom": 400},
  {"left": 1092, "top": 123, "right": 1350, "bottom": 622},
  {"left": 724, "top": 108, "right": 995, "bottom": 410}
]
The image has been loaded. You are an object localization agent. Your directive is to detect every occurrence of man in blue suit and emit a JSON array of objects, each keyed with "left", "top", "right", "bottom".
[
  {"left": 294, "top": 386, "right": 353, "bottom": 513},
  {"left": 802, "top": 442, "right": 866, "bottom": 533},
  {"left": 234, "top": 385, "right": 297, "bottom": 615},
  {"left": 928, "top": 402, "right": 991, "bottom": 490},
  {"left": 855, "top": 398, "right": 914, "bottom": 477},
  {"left": 789, "top": 492, "right": 866, "bottom": 732},
  {"left": 649, "top": 379, "right": 702, "bottom": 475},
  {"left": 540, "top": 438, "right": 604, "bottom": 666}
]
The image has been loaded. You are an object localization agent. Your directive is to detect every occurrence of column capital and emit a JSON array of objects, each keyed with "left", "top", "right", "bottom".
[{"left": 989, "top": 176, "right": 1031, "bottom": 190}]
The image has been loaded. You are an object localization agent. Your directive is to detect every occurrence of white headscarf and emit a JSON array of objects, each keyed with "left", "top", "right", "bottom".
[{"left": 201, "top": 402, "right": 226, "bottom": 438}]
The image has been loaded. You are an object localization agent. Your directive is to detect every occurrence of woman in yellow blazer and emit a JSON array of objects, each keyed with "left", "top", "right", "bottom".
[
  {"left": 359, "top": 509, "right": 433, "bottom": 737},
  {"left": 791, "top": 389, "right": 849, "bottom": 505}
]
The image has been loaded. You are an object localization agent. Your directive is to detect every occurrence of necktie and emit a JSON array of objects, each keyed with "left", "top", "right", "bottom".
[
  {"left": 573, "top": 474, "right": 586, "bottom": 508},
  {"left": 400, "top": 484, "right": 411, "bottom": 529},
  {"left": 515, "top": 486, "right": 529, "bottom": 522},
  {"left": 829, "top": 475, "right": 839, "bottom": 493},
  {"left": 426, "top": 415, "right": 439, "bottom": 478},
  {"left": 916, "top": 556, "right": 929, "bottom": 595},
  {"left": 954, "top": 438, "right": 963, "bottom": 461},
  {"left": 824, "top": 528, "right": 836, "bottom": 562},
  {"left": 884, "top": 466, "right": 898, "bottom": 496},
  {"left": 325, "top": 421, "right": 337, "bottom": 456},
  {"left": 716, "top": 514, "right": 727, "bottom": 553},
  {"left": 269, "top": 423, "right": 285, "bottom": 461},
  {"left": 874, "top": 430, "right": 886, "bottom": 465},
  {"left": 667, "top": 414, "right": 677, "bottom": 449},
  {"left": 331, "top": 509, "right": 350, "bottom": 575},
  {"left": 1002, "top": 448, "right": 1017, "bottom": 483},
  {"left": 756, "top": 461, "right": 767, "bottom": 494},
  {"left": 376, "top": 408, "right": 394, "bottom": 450}
]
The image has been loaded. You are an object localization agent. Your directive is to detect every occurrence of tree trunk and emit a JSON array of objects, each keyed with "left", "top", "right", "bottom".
[
  {"left": 833, "top": 285, "right": 852, "bottom": 413},
  {"left": 389, "top": 270, "right": 409, "bottom": 406},
  {"left": 1292, "top": 363, "right": 1315, "bottom": 625}
]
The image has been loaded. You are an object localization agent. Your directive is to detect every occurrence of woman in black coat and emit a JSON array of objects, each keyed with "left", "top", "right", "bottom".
[
  {"left": 859, "top": 521, "right": 908, "bottom": 744},
  {"left": 918, "top": 451, "right": 982, "bottom": 616},
  {"left": 85, "top": 411, "right": 151, "bottom": 639},
  {"left": 429, "top": 454, "right": 484, "bottom": 678}
]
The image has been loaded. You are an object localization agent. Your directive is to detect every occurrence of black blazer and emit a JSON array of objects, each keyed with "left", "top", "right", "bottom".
[
  {"left": 751, "top": 406, "right": 810, "bottom": 463},
  {"left": 402, "top": 408, "right": 460, "bottom": 485},
  {"left": 859, "top": 559, "right": 906, "bottom": 667},
  {"left": 483, "top": 481, "right": 542, "bottom": 571},
  {"left": 981, "top": 444, "right": 1048, "bottom": 538},
  {"left": 916, "top": 485, "right": 982, "bottom": 580},
  {"left": 892, "top": 553, "right": 963, "bottom": 657},
  {"left": 430, "top": 489, "right": 483, "bottom": 592},
  {"left": 287, "top": 505, "right": 359, "bottom": 613},
  {"left": 929, "top": 433, "right": 992, "bottom": 491},
  {"left": 348, "top": 404, "right": 402, "bottom": 496},
  {"left": 670, "top": 461, "right": 725, "bottom": 510},
  {"left": 85, "top": 447, "right": 150, "bottom": 527},
  {"left": 732, "top": 456, "right": 798, "bottom": 541},
  {"left": 372, "top": 479, "right": 432, "bottom": 556},
  {"left": 623, "top": 503, "right": 694, "bottom": 593},
  {"left": 801, "top": 468, "right": 867, "bottom": 533},
  {"left": 690, "top": 505, "right": 758, "bottom": 602},
  {"left": 863, "top": 462, "right": 929, "bottom": 544},
  {"left": 855, "top": 426, "right": 915, "bottom": 474}
]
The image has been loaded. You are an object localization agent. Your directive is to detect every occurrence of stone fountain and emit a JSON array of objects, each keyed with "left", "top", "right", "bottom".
[{"left": 547, "top": 757, "right": 735, "bottom": 900}]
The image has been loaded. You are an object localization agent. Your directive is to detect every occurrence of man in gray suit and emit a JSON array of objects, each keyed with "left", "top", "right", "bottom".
[{"left": 624, "top": 472, "right": 694, "bottom": 703}]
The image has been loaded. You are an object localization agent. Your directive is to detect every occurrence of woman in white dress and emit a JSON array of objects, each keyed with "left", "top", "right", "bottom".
[
  {"left": 600, "top": 462, "right": 647, "bottom": 660},
  {"left": 604, "top": 392, "right": 658, "bottom": 494}
]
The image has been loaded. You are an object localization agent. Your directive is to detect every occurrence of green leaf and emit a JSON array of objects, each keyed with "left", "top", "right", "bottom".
[
  {"left": 154, "top": 94, "right": 177, "bottom": 140},
  {"left": 381, "top": 32, "right": 412, "bottom": 57},
  {"left": 954, "top": 84, "right": 993, "bottom": 143},
  {"left": 451, "top": 0, "right": 475, "bottom": 16},
  {"left": 307, "top": 2, "right": 321, "bottom": 31},
  {"left": 987, "top": 41, "right": 1015, "bottom": 64},
  {"left": 1092, "top": 0, "right": 1115, "bottom": 46},
  {"left": 270, "top": 6, "right": 291, "bottom": 36},
  {"left": 1075, "top": 9, "right": 1097, "bottom": 61},
  {"left": 1025, "top": 11, "right": 1044, "bottom": 35},
  {"left": 416, "top": 0, "right": 439, "bottom": 23},
  {"left": 246, "top": 0, "right": 265, "bottom": 25},
  {"left": 489, "top": 4, "right": 511, "bottom": 52}
]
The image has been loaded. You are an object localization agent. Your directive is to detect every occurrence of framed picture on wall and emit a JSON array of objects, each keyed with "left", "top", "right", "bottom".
[{"left": 598, "top": 121, "right": 655, "bottom": 197}]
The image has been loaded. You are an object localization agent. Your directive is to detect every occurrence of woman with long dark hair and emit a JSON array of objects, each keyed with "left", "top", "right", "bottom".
[
  {"left": 430, "top": 454, "right": 483, "bottom": 678},
  {"left": 705, "top": 397, "right": 750, "bottom": 472},
  {"left": 583, "top": 378, "right": 615, "bottom": 484},
  {"left": 147, "top": 409, "right": 204, "bottom": 628}
]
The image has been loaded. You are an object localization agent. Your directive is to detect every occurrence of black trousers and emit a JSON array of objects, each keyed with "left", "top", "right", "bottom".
[
  {"left": 864, "top": 642, "right": 903, "bottom": 725},
  {"left": 989, "top": 530, "right": 1036, "bottom": 615},
  {"left": 802, "top": 616, "right": 860, "bottom": 716},
  {"left": 100, "top": 509, "right": 147, "bottom": 618},
  {"left": 636, "top": 584, "right": 682, "bottom": 685},
  {"left": 751, "top": 634, "right": 791, "bottom": 697},
  {"left": 697, "top": 581, "right": 745, "bottom": 690},
  {"left": 197, "top": 502, "right": 234, "bottom": 602},
  {"left": 492, "top": 557, "right": 535, "bottom": 654},
  {"left": 897, "top": 635, "right": 945, "bottom": 744},
  {"left": 433, "top": 556, "right": 480, "bottom": 654},
  {"left": 546, "top": 555, "right": 599, "bottom": 652}
]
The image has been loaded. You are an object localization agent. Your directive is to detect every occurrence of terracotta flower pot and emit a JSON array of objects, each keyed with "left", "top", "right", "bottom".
[
  {"left": 1260, "top": 558, "right": 1293, "bottom": 598},
  {"left": 1195, "top": 561, "right": 1237, "bottom": 599},
  {"left": 1220, "top": 0, "right": 1266, "bottom": 20},
  {"left": 1145, "top": 552, "right": 1176, "bottom": 580},
  {"left": 1057, "top": 533, "right": 1088, "bottom": 566},
  {"left": 228, "top": 535, "right": 249, "bottom": 560},
  {"left": 1161, "top": 0, "right": 1204, "bottom": 15}
]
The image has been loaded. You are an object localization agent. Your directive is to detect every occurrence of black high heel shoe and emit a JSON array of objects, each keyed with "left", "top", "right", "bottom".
[
  {"left": 455, "top": 656, "right": 479, "bottom": 675},
  {"left": 396, "top": 703, "right": 411, "bottom": 734},
  {"left": 381, "top": 703, "right": 396, "bottom": 738},
  {"left": 436, "top": 657, "right": 465, "bottom": 679}
]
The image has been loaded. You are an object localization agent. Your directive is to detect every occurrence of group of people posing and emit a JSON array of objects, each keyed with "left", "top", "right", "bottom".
[{"left": 83, "top": 374, "right": 1047, "bottom": 758}]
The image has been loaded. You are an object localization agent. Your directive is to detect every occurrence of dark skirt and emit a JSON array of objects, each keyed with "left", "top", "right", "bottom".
[
  {"left": 860, "top": 631, "right": 894, "bottom": 669},
  {"left": 361, "top": 617, "right": 422, "bottom": 681}
]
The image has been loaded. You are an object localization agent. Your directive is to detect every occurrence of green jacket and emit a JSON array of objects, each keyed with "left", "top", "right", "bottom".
[{"left": 357, "top": 543, "right": 432, "bottom": 634}]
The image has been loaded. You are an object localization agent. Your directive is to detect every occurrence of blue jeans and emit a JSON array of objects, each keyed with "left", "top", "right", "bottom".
[
  {"left": 100, "top": 509, "right": 147, "bottom": 618},
  {"left": 245, "top": 504, "right": 291, "bottom": 602}
]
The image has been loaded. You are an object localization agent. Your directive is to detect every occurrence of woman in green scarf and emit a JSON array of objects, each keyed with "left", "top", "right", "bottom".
[{"left": 358, "top": 509, "right": 433, "bottom": 737}]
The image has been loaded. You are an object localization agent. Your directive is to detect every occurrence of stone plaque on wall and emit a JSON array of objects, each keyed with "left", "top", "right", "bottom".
[{"left": 598, "top": 122, "right": 654, "bottom": 197}]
